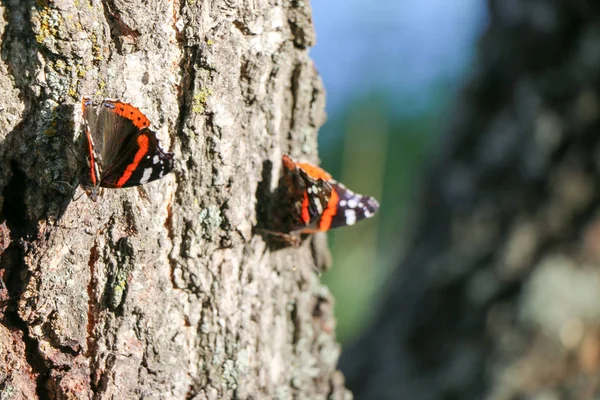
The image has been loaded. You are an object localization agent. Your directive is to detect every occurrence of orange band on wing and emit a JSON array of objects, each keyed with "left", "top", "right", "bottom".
[
  {"left": 295, "top": 162, "right": 332, "bottom": 181},
  {"left": 300, "top": 192, "right": 310, "bottom": 224},
  {"left": 82, "top": 98, "right": 97, "bottom": 185},
  {"left": 86, "top": 130, "right": 97, "bottom": 186},
  {"left": 107, "top": 102, "right": 151, "bottom": 129},
  {"left": 115, "top": 134, "right": 149, "bottom": 187},
  {"left": 318, "top": 186, "right": 339, "bottom": 231}
]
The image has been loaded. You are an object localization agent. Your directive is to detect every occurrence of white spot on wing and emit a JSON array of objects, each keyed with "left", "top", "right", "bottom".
[
  {"left": 153, "top": 155, "right": 160, "bottom": 164},
  {"left": 347, "top": 199, "right": 358, "bottom": 209},
  {"left": 315, "top": 198, "right": 323, "bottom": 214},
  {"left": 345, "top": 209, "right": 356, "bottom": 225},
  {"left": 141, "top": 168, "right": 153, "bottom": 183}
]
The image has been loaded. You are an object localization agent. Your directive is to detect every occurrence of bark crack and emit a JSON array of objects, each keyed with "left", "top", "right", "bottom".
[
  {"left": 86, "top": 242, "right": 100, "bottom": 394},
  {"left": 100, "top": 0, "right": 140, "bottom": 53},
  {"left": 0, "top": 163, "right": 50, "bottom": 399},
  {"left": 289, "top": 62, "right": 302, "bottom": 142}
]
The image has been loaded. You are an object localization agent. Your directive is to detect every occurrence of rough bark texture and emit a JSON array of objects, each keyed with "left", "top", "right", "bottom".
[
  {"left": 341, "top": 1, "right": 600, "bottom": 399},
  {"left": 0, "top": 0, "right": 349, "bottom": 398}
]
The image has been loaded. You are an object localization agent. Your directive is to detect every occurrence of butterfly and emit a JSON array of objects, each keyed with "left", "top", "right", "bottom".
[
  {"left": 281, "top": 154, "right": 379, "bottom": 233},
  {"left": 80, "top": 97, "right": 174, "bottom": 201}
]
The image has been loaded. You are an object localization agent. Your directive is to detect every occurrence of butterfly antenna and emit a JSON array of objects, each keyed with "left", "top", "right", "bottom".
[
  {"left": 54, "top": 180, "right": 76, "bottom": 190},
  {"left": 72, "top": 190, "right": 87, "bottom": 202}
]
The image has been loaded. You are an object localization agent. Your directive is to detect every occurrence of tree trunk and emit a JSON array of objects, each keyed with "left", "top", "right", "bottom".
[
  {"left": 341, "top": 1, "right": 600, "bottom": 399},
  {"left": 0, "top": 0, "right": 349, "bottom": 398}
]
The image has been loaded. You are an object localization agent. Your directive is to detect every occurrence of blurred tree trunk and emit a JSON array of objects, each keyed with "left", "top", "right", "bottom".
[
  {"left": 0, "top": 0, "right": 350, "bottom": 398},
  {"left": 342, "top": 1, "right": 600, "bottom": 399}
]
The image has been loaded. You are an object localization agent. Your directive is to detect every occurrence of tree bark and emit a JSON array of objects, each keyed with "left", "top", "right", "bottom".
[
  {"left": 0, "top": 0, "right": 349, "bottom": 398},
  {"left": 341, "top": 1, "right": 600, "bottom": 399}
]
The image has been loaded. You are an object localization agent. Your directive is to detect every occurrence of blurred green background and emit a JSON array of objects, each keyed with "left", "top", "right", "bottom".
[{"left": 310, "top": 1, "right": 487, "bottom": 344}]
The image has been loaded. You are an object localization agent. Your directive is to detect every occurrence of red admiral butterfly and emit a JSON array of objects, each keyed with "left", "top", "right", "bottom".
[
  {"left": 282, "top": 154, "right": 379, "bottom": 233},
  {"left": 80, "top": 97, "right": 174, "bottom": 201}
]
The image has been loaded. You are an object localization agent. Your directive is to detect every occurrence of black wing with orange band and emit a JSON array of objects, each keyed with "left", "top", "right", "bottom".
[
  {"left": 282, "top": 154, "right": 379, "bottom": 233},
  {"left": 81, "top": 98, "right": 174, "bottom": 194}
]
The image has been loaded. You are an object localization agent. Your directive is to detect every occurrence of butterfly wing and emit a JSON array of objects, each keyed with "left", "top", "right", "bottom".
[
  {"left": 96, "top": 100, "right": 174, "bottom": 188},
  {"left": 282, "top": 155, "right": 333, "bottom": 231},
  {"left": 281, "top": 154, "right": 379, "bottom": 233},
  {"left": 81, "top": 97, "right": 102, "bottom": 188},
  {"left": 296, "top": 168, "right": 332, "bottom": 229},
  {"left": 326, "top": 181, "right": 380, "bottom": 229}
]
